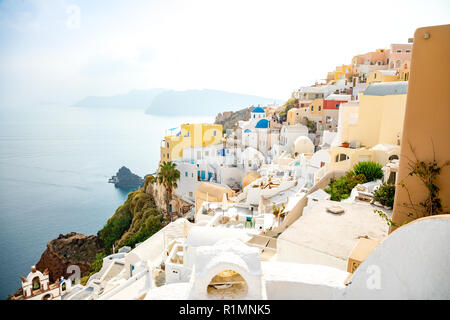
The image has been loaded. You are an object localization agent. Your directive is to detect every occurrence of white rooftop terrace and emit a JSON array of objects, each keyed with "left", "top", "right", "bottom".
[{"left": 275, "top": 199, "right": 389, "bottom": 271}]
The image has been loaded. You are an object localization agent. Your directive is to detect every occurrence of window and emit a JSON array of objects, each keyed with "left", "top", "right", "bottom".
[
  {"left": 167, "top": 142, "right": 170, "bottom": 148},
  {"left": 318, "top": 106, "right": 321, "bottom": 111},
  {"left": 326, "top": 116, "right": 332, "bottom": 124},
  {"left": 167, "top": 153, "right": 169, "bottom": 159},
  {"left": 213, "top": 130, "right": 216, "bottom": 136},
  {"left": 335, "top": 154, "right": 349, "bottom": 162},
  {"left": 311, "top": 106, "right": 313, "bottom": 111},
  {"left": 406, "top": 49, "right": 411, "bottom": 53},
  {"left": 374, "top": 73, "right": 377, "bottom": 79},
  {"left": 189, "top": 192, "right": 193, "bottom": 197},
  {"left": 185, "top": 172, "right": 188, "bottom": 177},
  {"left": 336, "top": 104, "right": 339, "bottom": 108},
  {"left": 397, "top": 50, "right": 402, "bottom": 53}
]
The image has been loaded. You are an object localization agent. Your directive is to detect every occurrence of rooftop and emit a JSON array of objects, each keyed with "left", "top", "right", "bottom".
[{"left": 364, "top": 81, "right": 408, "bottom": 96}]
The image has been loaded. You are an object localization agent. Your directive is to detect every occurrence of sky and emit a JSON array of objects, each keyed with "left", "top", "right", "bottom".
[{"left": 0, "top": 0, "right": 449, "bottom": 108}]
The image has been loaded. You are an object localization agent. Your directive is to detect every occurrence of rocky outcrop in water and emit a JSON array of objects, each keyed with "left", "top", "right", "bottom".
[{"left": 110, "top": 166, "right": 144, "bottom": 189}]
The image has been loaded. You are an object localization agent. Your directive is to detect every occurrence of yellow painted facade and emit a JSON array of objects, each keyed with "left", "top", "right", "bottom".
[
  {"left": 367, "top": 71, "right": 400, "bottom": 85},
  {"left": 308, "top": 98, "right": 324, "bottom": 117},
  {"left": 287, "top": 108, "right": 301, "bottom": 126},
  {"left": 160, "top": 123, "right": 223, "bottom": 161},
  {"left": 340, "top": 93, "right": 406, "bottom": 148},
  {"left": 334, "top": 64, "right": 353, "bottom": 80},
  {"left": 323, "top": 90, "right": 406, "bottom": 175}
]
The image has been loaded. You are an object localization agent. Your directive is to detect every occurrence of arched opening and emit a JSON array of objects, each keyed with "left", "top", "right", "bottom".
[
  {"left": 61, "top": 282, "right": 67, "bottom": 292},
  {"left": 42, "top": 293, "right": 51, "bottom": 300},
  {"left": 32, "top": 276, "right": 41, "bottom": 293},
  {"left": 207, "top": 269, "right": 248, "bottom": 299},
  {"left": 389, "top": 154, "right": 399, "bottom": 161}
]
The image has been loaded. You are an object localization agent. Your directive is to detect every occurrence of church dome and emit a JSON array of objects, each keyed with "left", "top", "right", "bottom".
[
  {"left": 255, "top": 119, "right": 270, "bottom": 129},
  {"left": 252, "top": 106, "right": 265, "bottom": 113}
]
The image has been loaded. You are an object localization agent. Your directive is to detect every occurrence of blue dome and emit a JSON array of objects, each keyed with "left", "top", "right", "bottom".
[
  {"left": 252, "top": 106, "right": 265, "bottom": 113},
  {"left": 244, "top": 129, "right": 252, "bottom": 133},
  {"left": 255, "top": 119, "right": 270, "bottom": 129}
]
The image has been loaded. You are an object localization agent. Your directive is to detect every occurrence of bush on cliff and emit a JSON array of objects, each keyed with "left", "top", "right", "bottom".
[{"left": 97, "top": 188, "right": 163, "bottom": 253}]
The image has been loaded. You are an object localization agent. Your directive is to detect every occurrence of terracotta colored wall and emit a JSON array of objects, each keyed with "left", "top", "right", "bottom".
[
  {"left": 391, "top": 25, "right": 450, "bottom": 230},
  {"left": 324, "top": 99, "right": 348, "bottom": 110}
]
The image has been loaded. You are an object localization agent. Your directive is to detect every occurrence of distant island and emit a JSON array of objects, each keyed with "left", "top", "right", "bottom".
[
  {"left": 74, "top": 88, "right": 282, "bottom": 116},
  {"left": 72, "top": 89, "right": 167, "bottom": 109},
  {"left": 145, "top": 89, "right": 282, "bottom": 116}
]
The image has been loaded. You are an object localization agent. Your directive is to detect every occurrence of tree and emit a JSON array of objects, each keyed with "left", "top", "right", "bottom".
[
  {"left": 278, "top": 97, "right": 299, "bottom": 121},
  {"left": 157, "top": 161, "right": 181, "bottom": 214}
]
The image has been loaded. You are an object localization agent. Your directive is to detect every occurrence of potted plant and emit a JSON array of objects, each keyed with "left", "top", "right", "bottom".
[
  {"left": 272, "top": 203, "right": 280, "bottom": 218},
  {"left": 342, "top": 141, "right": 350, "bottom": 148}
]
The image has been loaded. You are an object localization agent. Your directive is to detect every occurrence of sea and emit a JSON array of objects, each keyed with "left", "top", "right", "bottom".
[{"left": 0, "top": 105, "right": 213, "bottom": 299}]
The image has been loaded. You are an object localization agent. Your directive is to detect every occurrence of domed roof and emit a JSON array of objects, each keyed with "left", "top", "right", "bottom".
[
  {"left": 244, "top": 129, "right": 252, "bottom": 133},
  {"left": 252, "top": 106, "right": 265, "bottom": 113},
  {"left": 255, "top": 119, "right": 270, "bottom": 129},
  {"left": 294, "top": 136, "right": 314, "bottom": 154},
  {"left": 242, "top": 171, "right": 261, "bottom": 189}
]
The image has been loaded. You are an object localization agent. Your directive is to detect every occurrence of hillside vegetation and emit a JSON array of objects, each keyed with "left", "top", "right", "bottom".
[{"left": 98, "top": 188, "right": 163, "bottom": 253}]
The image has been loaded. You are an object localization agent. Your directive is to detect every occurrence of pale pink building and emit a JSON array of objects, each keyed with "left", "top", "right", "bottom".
[{"left": 388, "top": 44, "right": 412, "bottom": 69}]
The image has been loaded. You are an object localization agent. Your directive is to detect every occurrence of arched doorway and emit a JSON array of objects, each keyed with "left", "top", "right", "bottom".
[
  {"left": 207, "top": 269, "right": 248, "bottom": 299},
  {"left": 42, "top": 293, "right": 52, "bottom": 300},
  {"left": 32, "top": 276, "right": 41, "bottom": 293}
]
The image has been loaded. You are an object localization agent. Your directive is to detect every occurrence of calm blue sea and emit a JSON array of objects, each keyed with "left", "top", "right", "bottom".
[{"left": 0, "top": 105, "right": 212, "bottom": 299}]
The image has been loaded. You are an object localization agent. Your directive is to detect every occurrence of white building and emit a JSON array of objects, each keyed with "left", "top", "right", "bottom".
[{"left": 280, "top": 124, "right": 309, "bottom": 152}]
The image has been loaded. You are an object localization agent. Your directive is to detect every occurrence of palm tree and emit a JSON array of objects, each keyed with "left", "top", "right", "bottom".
[{"left": 157, "top": 161, "right": 180, "bottom": 214}]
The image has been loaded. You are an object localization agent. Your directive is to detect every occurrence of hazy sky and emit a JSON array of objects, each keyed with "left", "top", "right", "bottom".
[{"left": 0, "top": 0, "right": 449, "bottom": 108}]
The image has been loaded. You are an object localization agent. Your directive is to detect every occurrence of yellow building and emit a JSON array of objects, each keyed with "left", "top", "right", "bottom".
[
  {"left": 366, "top": 70, "right": 400, "bottom": 85},
  {"left": 160, "top": 123, "right": 223, "bottom": 161},
  {"left": 286, "top": 108, "right": 301, "bottom": 126},
  {"left": 308, "top": 98, "right": 324, "bottom": 117},
  {"left": 322, "top": 82, "right": 407, "bottom": 175},
  {"left": 333, "top": 64, "right": 353, "bottom": 81},
  {"left": 340, "top": 82, "right": 407, "bottom": 147}
]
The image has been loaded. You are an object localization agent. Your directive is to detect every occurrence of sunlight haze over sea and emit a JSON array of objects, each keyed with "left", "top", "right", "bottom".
[{"left": 0, "top": 105, "right": 212, "bottom": 299}]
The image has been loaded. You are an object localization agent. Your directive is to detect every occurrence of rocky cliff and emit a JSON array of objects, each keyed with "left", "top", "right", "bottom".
[
  {"left": 8, "top": 232, "right": 104, "bottom": 299},
  {"left": 36, "top": 233, "right": 104, "bottom": 283},
  {"left": 215, "top": 106, "right": 254, "bottom": 132}
]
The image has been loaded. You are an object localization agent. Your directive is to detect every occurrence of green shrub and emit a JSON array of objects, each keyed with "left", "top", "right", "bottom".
[
  {"left": 374, "top": 182, "right": 396, "bottom": 208},
  {"left": 325, "top": 172, "right": 366, "bottom": 201},
  {"left": 353, "top": 161, "right": 383, "bottom": 182}
]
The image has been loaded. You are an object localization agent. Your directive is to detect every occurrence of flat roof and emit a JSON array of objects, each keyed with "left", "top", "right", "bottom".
[
  {"left": 364, "top": 81, "right": 408, "bottom": 96},
  {"left": 278, "top": 200, "right": 389, "bottom": 261}
]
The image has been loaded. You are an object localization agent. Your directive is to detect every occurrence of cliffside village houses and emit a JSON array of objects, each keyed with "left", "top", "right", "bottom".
[{"left": 16, "top": 30, "right": 450, "bottom": 300}]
